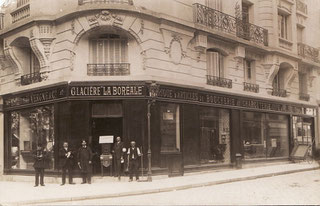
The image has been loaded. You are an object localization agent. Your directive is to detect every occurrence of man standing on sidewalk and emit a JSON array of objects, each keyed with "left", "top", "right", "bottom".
[
  {"left": 77, "top": 140, "right": 93, "bottom": 184},
  {"left": 127, "top": 141, "right": 142, "bottom": 182},
  {"left": 59, "top": 141, "right": 75, "bottom": 185},
  {"left": 112, "top": 136, "right": 125, "bottom": 181},
  {"left": 33, "top": 145, "right": 48, "bottom": 187}
]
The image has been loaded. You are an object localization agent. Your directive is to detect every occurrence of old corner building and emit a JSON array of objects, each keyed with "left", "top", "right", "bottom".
[{"left": 0, "top": 0, "right": 319, "bottom": 177}]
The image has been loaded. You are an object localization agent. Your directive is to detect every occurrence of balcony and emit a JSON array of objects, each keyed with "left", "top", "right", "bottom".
[
  {"left": 296, "top": 0, "right": 307, "bottom": 15},
  {"left": 11, "top": 4, "right": 30, "bottom": 23},
  {"left": 243, "top": 82, "right": 259, "bottom": 93},
  {"left": 271, "top": 88, "right": 287, "bottom": 97},
  {"left": 193, "top": 3, "right": 268, "bottom": 46},
  {"left": 78, "top": 0, "right": 133, "bottom": 5},
  {"left": 87, "top": 63, "right": 130, "bottom": 76},
  {"left": 299, "top": 93, "right": 310, "bottom": 101},
  {"left": 206, "top": 75, "right": 232, "bottom": 88},
  {"left": 297, "top": 43, "right": 320, "bottom": 63},
  {"left": 21, "top": 72, "right": 45, "bottom": 86},
  {"left": 17, "top": 0, "right": 30, "bottom": 8}
]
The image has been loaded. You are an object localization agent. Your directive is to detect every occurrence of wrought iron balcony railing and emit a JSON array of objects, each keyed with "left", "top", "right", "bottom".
[
  {"left": 87, "top": 63, "right": 130, "bottom": 76},
  {"left": 297, "top": 43, "right": 319, "bottom": 63},
  {"left": 271, "top": 88, "right": 287, "bottom": 97},
  {"left": 243, "top": 82, "right": 259, "bottom": 93},
  {"left": 236, "top": 20, "right": 268, "bottom": 46},
  {"left": 193, "top": 3, "right": 268, "bottom": 46},
  {"left": 299, "top": 93, "right": 310, "bottom": 101},
  {"left": 21, "top": 71, "right": 45, "bottom": 86},
  {"left": 207, "top": 75, "right": 232, "bottom": 88},
  {"left": 78, "top": 0, "right": 133, "bottom": 5},
  {"left": 296, "top": 0, "right": 307, "bottom": 15}
]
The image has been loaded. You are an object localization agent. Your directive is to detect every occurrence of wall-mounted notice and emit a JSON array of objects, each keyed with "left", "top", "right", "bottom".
[{"left": 99, "top": 135, "right": 114, "bottom": 144}]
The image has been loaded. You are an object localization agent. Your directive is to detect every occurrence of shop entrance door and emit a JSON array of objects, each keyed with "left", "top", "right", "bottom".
[{"left": 91, "top": 118, "right": 122, "bottom": 175}]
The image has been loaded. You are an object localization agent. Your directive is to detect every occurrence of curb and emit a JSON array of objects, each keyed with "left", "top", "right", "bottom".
[{"left": 3, "top": 166, "right": 319, "bottom": 206}]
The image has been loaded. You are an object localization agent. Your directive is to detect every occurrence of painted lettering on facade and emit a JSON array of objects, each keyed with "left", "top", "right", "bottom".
[
  {"left": 69, "top": 85, "right": 144, "bottom": 96},
  {"left": 157, "top": 86, "right": 312, "bottom": 115}
]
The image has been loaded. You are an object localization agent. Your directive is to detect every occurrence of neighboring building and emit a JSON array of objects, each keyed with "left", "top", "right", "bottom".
[{"left": 0, "top": 0, "right": 319, "bottom": 177}]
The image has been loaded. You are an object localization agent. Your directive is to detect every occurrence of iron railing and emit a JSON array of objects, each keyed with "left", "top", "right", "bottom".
[
  {"left": 243, "top": 82, "right": 259, "bottom": 93},
  {"left": 296, "top": 0, "right": 307, "bottom": 14},
  {"left": 78, "top": 0, "right": 133, "bottom": 5},
  {"left": 299, "top": 93, "right": 310, "bottom": 101},
  {"left": 297, "top": 43, "right": 319, "bottom": 63},
  {"left": 193, "top": 3, "right": 268, "bottom": 46},
  {"left": 21, "top": 72, "right": 44, "bottom": 85},
  {"left": 271, "top": 88, "right": 287, "bottom": 97},
  {"left": 87, "top": 63, "right": 130, "bottom": 76},
  {"left": 207, "top": 75, "right": 232, "bottom": 88}
]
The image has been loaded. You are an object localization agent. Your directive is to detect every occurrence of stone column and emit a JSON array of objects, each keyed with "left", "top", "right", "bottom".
[{"left": 0, "top": 97, "right": 4, "bottom": 177}]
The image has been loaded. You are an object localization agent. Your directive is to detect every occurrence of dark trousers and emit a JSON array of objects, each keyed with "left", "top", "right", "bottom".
[
  {"left": 62, "top": 166, "right": 73, "bottom": 184},
  {"left": 114, "top": 159, "right": 122, "bottom": 177},
  {"left": 129, "top": 159, "right": 139, "bottom": 180},
  {"left": 35, "top": 168, "right": 44, "bottom": 186},
  {"left": 81, "top": 171, "right": 91, "bottom": 183}
]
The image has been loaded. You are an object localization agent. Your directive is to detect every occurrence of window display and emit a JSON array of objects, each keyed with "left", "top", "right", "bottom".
[
  {"left": 293, "top": 116, "right": 313, "bottom": 144},
  {"left": 160, "top": 103, "right": 180, "bottom": 153},
  {"left": 199, "top": 108, "right": 230, "bottom": 164},
  {"left": 242, "top": 112, "right": 289, "bottom": 159},
  {"left": 10, "top": 105, "right": 55, "bottom": 170}
]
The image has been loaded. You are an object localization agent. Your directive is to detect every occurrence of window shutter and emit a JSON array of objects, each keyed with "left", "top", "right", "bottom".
[
  {"left": 207, "top": 51, "right": 222, "bottom": 77},
  {"left": 104, "top": 39, "right": 109, "bottom": 64},
  {"left": 205, "top": 0, "right": 222, "bottom": 11},
  {"left": 218, "top": 53, "right": 224, "bottom": 77},
  {"left": 90, "top": 39, "right": 97, "bottom": 64}
]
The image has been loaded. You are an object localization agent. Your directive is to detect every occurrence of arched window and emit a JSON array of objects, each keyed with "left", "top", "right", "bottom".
[
  {"left": 89, "top": 34, "right": 128, "bottom": 64},
  {"left": 88, "top": 33, "right": 129, "bottom": 76}
]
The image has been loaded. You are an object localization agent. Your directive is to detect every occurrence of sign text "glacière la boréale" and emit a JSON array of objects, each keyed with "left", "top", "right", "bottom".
[{"left": 70, "top": 86, "right": 144, "bottom": 96}]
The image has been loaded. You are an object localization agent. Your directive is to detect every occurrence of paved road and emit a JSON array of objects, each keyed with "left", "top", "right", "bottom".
[{"left": 43, "top": 170, "right": 320, "bottom": 205}]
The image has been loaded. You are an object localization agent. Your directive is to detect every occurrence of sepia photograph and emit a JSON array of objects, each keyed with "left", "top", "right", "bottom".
[{"left": 0, "top": 0, "right": 319, "bottom": 205}]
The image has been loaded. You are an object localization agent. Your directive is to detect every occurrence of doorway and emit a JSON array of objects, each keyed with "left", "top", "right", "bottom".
[{"left": 91, "top": 118, "right": 122, "bottom": 175}]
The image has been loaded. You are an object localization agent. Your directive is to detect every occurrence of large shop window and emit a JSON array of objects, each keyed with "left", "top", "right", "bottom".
[
  {"left": 242, "top": 112, "right": 289, "bottom": 159},
  {"left": 160, "top": 103, "right": 180, "bottom": 153},
  {"left": 199, "top": 108, "right": 230, "bottom": 164},
  {"left": 293, "top": 117, "right": 313, "bottom": 144},
  {"left": 10, "top": 105, "right": 55, "bottom": 170}
]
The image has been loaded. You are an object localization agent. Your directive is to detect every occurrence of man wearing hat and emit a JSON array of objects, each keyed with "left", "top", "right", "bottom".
[{"left": 127, "top": 141, "right": 141, "bottom": 182}]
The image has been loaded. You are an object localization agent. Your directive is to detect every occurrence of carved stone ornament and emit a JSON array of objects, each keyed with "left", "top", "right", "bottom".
[
  {"left": 87, "top": 10, "right": 123, "bottom": 28},
  {"left": 165, "top": 33, "right": 186, "bottom": 64}
]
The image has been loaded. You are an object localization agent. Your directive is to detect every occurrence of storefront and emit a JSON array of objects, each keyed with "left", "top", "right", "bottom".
[{"left": 2, "top": 81, "right": 317, "bottom": 176}]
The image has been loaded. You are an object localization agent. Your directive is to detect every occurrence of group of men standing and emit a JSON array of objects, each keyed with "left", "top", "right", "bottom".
[{"left": 34, "top": 137, "right": 142, "bottom": 186}]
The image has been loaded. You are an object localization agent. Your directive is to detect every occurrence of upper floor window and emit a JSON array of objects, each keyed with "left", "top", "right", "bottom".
[
  {"left": 297, "top": 26, "right": 304, "bottom": 43},
  {"left": 89, "top": 34, "right": 128, "bottom": 64},
  {"left": 278, "top": 13, "right": 289, "bottom": 39},
  {"left": 244, "top": 59, "right": 255, "bottom": 83},
  {"left": 299, "top": 72, "right": 308, "bottom": 94},
  {"left": 206, "top": 50, "right": 224, "bottom": 77},
  {"left": 205, "top": 0, "right": 222, "bottom": 11},
  {"left": 88, "top": 33, "right": 130, "bottom": 76}
]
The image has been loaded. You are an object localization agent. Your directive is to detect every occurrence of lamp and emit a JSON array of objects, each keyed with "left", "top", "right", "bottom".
[{"left": 147, "top": 82, "right": 159, "bottom": 182}]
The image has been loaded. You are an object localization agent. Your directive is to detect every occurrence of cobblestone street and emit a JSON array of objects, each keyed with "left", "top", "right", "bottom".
[{"left": 46, "top": 170, "right": 320, "bottom": 205}]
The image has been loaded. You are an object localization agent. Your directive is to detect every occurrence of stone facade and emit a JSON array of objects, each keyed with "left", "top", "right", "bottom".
[{"left": 0, "top": 0, "right": 319, "bottom": 174}]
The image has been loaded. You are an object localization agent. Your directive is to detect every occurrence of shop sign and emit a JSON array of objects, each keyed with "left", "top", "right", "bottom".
[
  {"left": 4, "top": 86, "right": 67, "bottom": 109},
  {"left": 69, "top": 85, "right": 145, "bottom": 97},
  {"left": 157, "top": 86, "right": 314, "bottom": 116}
]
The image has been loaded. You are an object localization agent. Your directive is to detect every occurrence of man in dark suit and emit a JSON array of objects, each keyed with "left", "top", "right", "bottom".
[
  {"left": 127, "top": 141, "right": 142, "bottom": 182},
  {"left": 77, "top": 140, "right": 93, "bottom": 184},
  {"left": 33, "top": 145, "right": 48, "bottom": 187},
  {"left": 59, "top": 141, "right": 75, "bottom": 185},
  {"left": 112, "top": 136, "right": 125, "bottom": 180}
]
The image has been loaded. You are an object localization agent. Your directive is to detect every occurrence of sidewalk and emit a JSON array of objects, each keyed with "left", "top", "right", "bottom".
[{"left": 0, "top": 162, "right": 319, "bottom": 206}]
